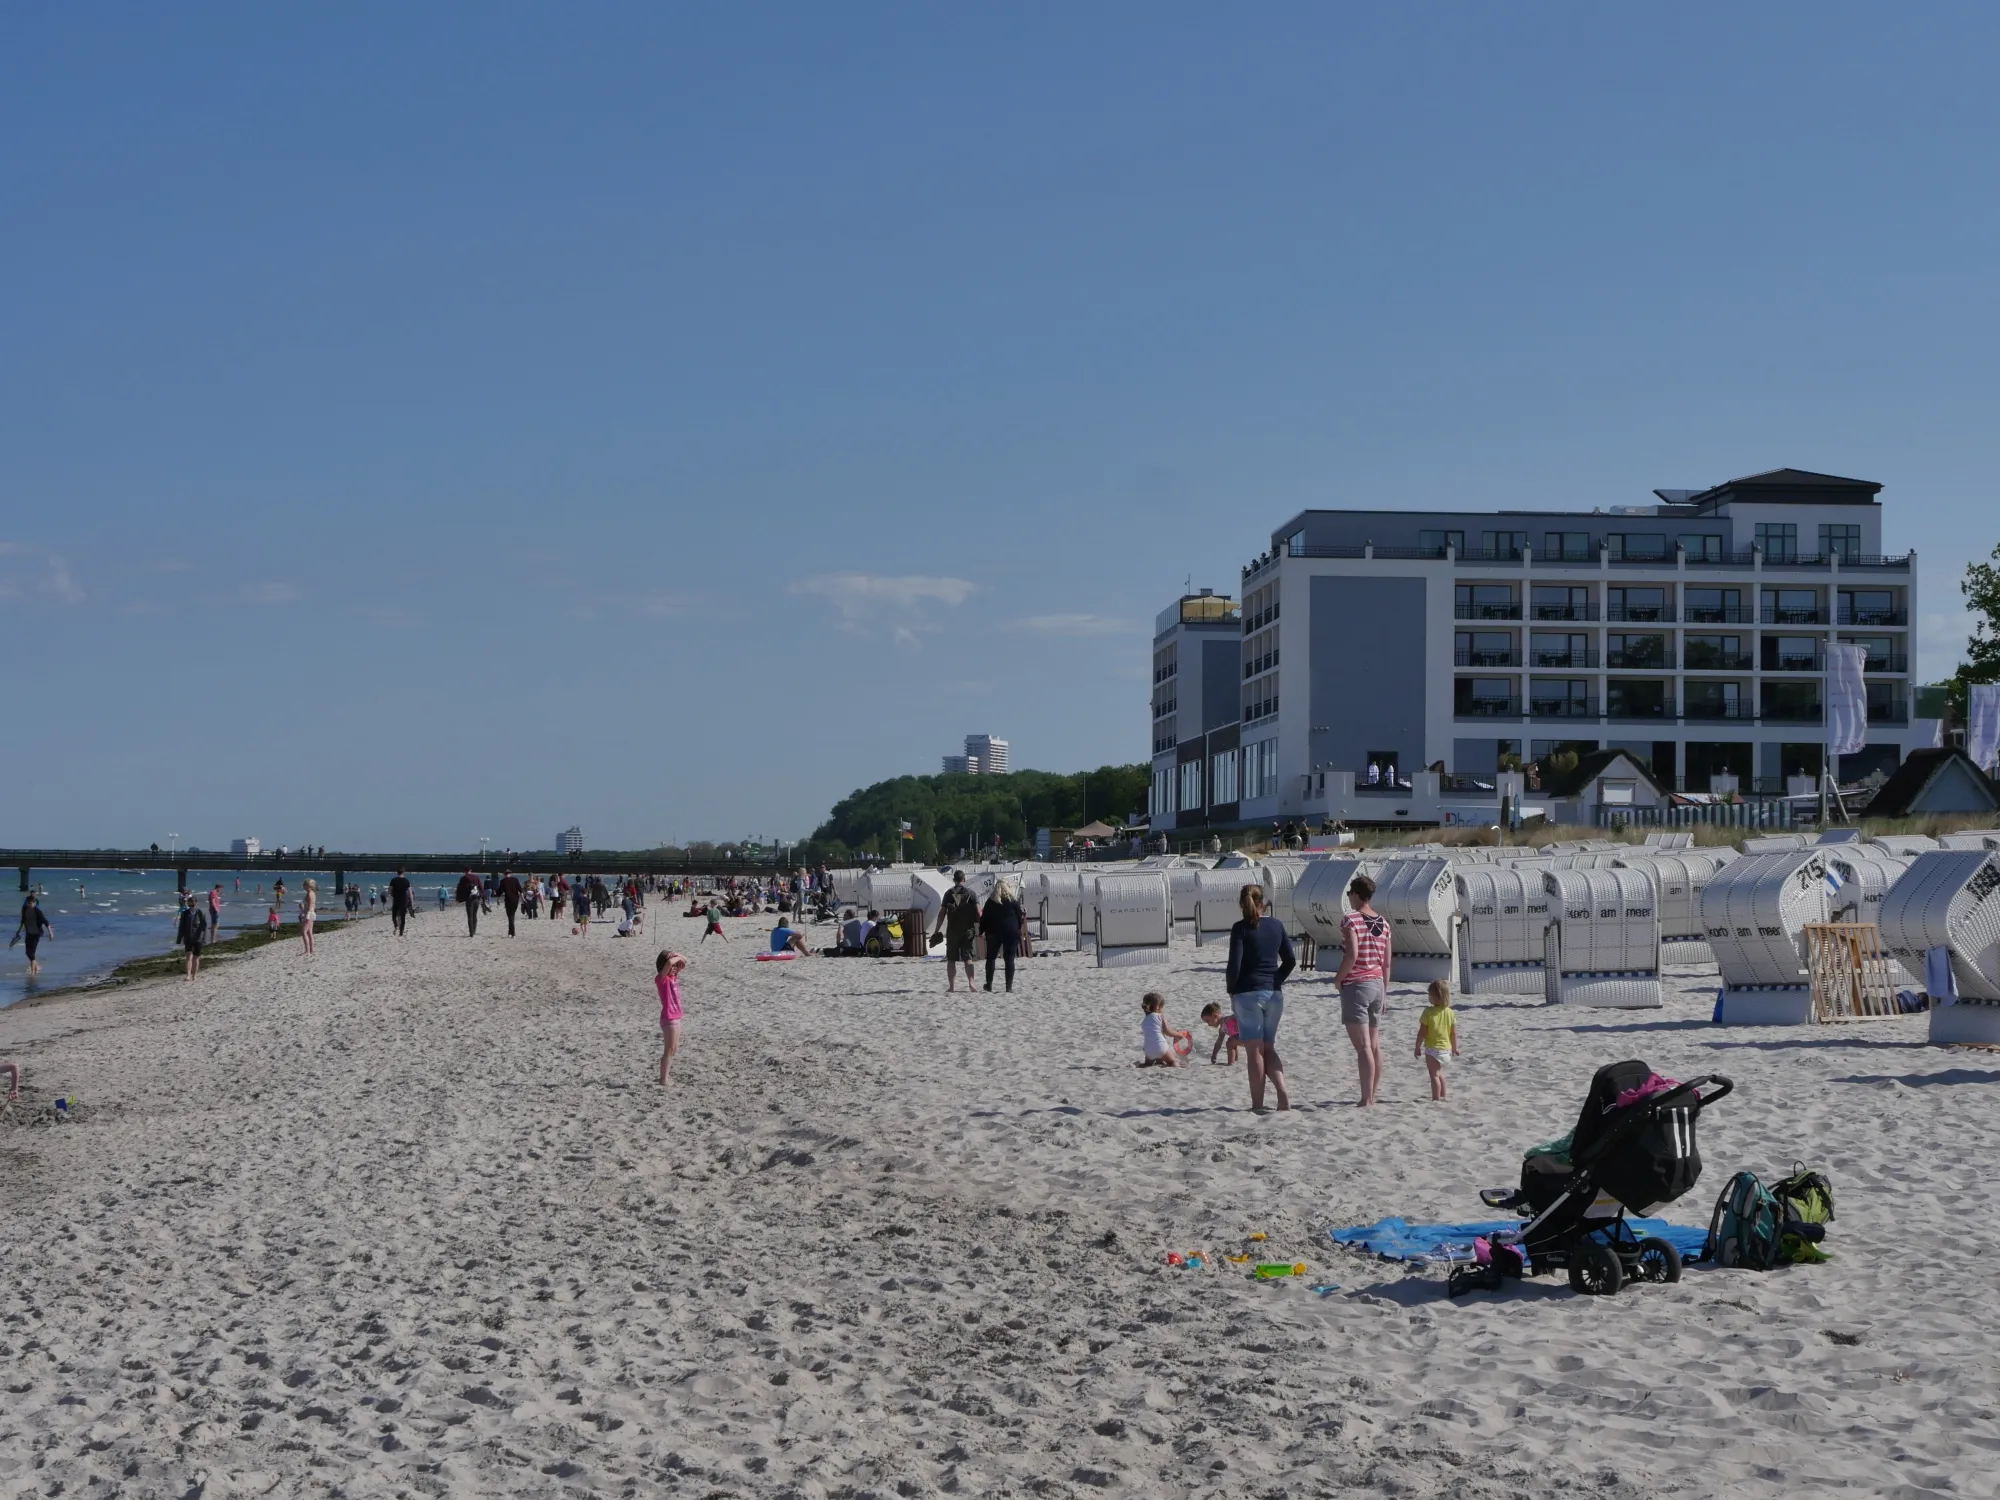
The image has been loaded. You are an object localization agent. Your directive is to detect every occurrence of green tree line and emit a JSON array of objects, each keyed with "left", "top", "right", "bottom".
[{"left": 803, "top": 764, "right": 1150, "bottom": 863}]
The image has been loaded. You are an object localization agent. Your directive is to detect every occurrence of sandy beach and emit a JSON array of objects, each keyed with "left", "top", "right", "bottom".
[{"left": 2, "top": 903, "right": 1995, "bottom": 1498}]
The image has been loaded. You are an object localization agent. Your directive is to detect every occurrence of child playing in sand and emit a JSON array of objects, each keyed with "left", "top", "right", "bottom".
[
  {"left": 1137, "top": 992, "right": 1190, "bottom": 1069},
  {"left": 701, "top": 901, "right": 726, "bottom": 942},
  {"left": 655, "top": 949, "right": 687, "bottom": 1085},
  {"left": 1200, "top": 1002, "right": 1239, "bottom": 1065},
  {"left": 1414, "top": 979, "right": 1459, "bottom": 1100}
]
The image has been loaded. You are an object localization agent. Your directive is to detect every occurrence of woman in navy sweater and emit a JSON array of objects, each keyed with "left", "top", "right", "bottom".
[{"left": 1225, "top": 884, "right": 1296, "bottom": 1112}]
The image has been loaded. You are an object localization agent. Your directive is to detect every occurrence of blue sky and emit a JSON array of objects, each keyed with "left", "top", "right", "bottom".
[{"left": 4, "top": 3, "right": 1998, "bottom": 851}]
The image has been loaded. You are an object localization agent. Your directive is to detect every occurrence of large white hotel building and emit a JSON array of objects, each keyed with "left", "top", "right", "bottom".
[{"left": 1149, "top": 468, "right": 1924, "bottom": 832}]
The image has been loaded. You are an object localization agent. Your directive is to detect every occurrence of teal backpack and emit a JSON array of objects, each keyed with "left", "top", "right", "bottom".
[{"left": 1705, "top": 1171, "right": 1786, "bottom": 1269}]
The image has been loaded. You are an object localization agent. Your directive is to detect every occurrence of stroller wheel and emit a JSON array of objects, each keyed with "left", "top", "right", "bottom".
[
  {"left": 1634, "top": 1237, "right": 1683, "bottom": 1284},
  {"left": 1567, "top": 1241, "right": 1624, "bottom": 1297}
]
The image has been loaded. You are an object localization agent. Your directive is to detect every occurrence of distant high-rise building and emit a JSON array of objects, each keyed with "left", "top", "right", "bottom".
[
  {"left": 965, "top": 734, "right": 1009, "bottom": 775},
  {"left": 942, "top": 754, "right": 973, "bottom": 775},
  {"left": 557, "top": 826, "right": 585, "bottom": 855}
]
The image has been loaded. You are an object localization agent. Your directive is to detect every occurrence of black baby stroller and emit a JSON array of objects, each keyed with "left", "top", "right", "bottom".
[{"left": 1449, "top": 1060, "right": 1733, "bottom": 1298}]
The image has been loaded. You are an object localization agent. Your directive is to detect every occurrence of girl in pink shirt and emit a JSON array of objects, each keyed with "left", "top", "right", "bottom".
[{"left": 655, "top": 950, "right": 687, "bottom": 1085}]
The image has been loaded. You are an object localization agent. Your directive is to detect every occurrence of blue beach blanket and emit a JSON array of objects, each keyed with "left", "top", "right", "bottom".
[{"left": 1330, "top": 1216, "right": 1710, "bottom": 1263}]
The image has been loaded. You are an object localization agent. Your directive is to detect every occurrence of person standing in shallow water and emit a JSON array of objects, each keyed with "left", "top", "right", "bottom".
[{"left": 12, "top": 894, "right": 52, "bottom": 976}]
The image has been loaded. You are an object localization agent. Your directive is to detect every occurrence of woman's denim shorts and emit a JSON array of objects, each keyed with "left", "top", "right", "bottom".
[{"left": 1233, "top": 988, "right": 1283, "bottom": 1043}]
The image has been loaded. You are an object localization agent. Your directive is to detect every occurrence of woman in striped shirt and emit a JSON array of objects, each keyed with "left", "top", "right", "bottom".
[{"left": 1333, "top": 873, "right": 1392, "bottom": 1106}]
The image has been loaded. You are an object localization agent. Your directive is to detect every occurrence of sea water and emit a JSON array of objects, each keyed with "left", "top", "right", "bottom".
[{"left": 1, "top": 868, "right": 404, "bottom": 1009}]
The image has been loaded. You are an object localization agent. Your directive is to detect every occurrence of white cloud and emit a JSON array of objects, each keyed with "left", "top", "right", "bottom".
[
  {"left": 44, "top": 556, "right": 83, "bottom": 604},
  {"left": 790, "top": 573, "right": 978, "bottom": 639},
  {"left": 1006, "top": 613, "right": 1141, "bottom": 636},
  {"left": 243, "top": 581, "right": 301, "bottom": 606}
]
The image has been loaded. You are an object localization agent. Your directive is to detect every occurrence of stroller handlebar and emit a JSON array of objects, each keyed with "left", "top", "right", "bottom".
[{"left": 1568, "top": 1072, "right": 1735, "bottom": 1176}]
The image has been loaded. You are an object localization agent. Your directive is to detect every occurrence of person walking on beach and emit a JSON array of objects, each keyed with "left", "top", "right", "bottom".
[
  {"left": 1226, "top": 883, "right": 1296, "bottom": 1112},
  {"left": 388, "top": 868, "right": 413, "bottom": 936},
  {"left": 979, "top": 877, "right": 1026, "bottom": 993},
  {"left": 208, "top": 884, "right": 224, "bottom": 943},
  {"left": 11, "top": 893, "right": 52, "bottom": 976},
  {"left": 299, "top": 878, "right": 318, "bottom": 954},
  {"left": 932, "top": 870, "right": 979, "bottom": 991},
  {"left": 499, "top": 868, "right": 524, "bottom": 936},
  {"left": 1335, "top": 873, "right": 1392, "bottom": 1107},
  {"left": 455, "top": 870, "right": 482, "bottom": 936},
  {"left": 177, "top": 893, "right": 207, "bottom": 980}
]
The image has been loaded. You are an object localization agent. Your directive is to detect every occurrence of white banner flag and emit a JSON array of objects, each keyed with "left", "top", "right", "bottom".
[
  {"left": 1824, "top": 642, "right": 1869, "bottom": 758},
  {"left": 1971, "top": 682, "right": 2000, "bottom": 775}
]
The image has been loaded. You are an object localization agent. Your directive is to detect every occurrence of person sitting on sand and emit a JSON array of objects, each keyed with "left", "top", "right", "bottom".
[
  {"left": 770, "top": 918, "right": 811, "bottom": 957},
  {"left": 839, "top": 908, "right": 870, "bottom": 954},
  {"left": 1136, "top": 992, "right": 1189, "bottom": 1069},
  {"left": 1201, "top": 1003, "right": 1239, "bottom": 1065}
]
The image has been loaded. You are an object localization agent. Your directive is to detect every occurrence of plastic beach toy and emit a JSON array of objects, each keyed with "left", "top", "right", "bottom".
[
  {"left": 1253, "top": 1262, "right": 1308, "bottom": 1279},
  {"left": 1248, "top": 1232, "right": 1267, "bottom": 1242},
  {"left": 1173, "top": 1031, "right": 1193, "bottom": 1057}
]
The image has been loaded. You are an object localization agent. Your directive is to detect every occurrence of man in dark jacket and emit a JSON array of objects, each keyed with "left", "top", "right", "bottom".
[
  {"left": 455, "top": 871, "right": 482, "bottom": 936},
  {"left": 498, "top": 869, "right": 524, "bottom": 936},
  {"left": 176, "top": 893, "right": 207, "bottom": 980},
  {"left": 932, "top": 871, "right": 980, "bottom": 992},
  {"left": 388, "top": 868, "right": 413, "bottom": 936}
]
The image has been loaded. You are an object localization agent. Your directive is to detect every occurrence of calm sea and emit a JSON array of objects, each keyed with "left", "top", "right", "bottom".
[{"left": 1, "top": 868, "right": 412, "bottom": 1009}]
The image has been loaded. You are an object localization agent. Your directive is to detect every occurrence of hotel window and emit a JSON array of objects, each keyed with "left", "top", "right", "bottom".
[
  {"left": 1820, "top": 524, "right": 1862, "bottom": 562},
  {"left": 1180, "top": 761, "right": 1204, "bottom": 811},
  {"left": 1151, "top": 767, "right": 1175, "bottom": 816},
  {"left": 1606, "top": 633, "right": 1668, "bottom": 668},
  {"left": 1543, "top": 531, "right": 1592, "bottom": 561},
  {"left": 1683, "top": 587, "right": 1742, "bottom": 623},
  {"left": 1456, "top": 631, "right": 1513, "bottom": 666},
  {"left": 1418, "top": 529, "right": 1464, "bottom": 558},
  {"left": 1678, "top": 534, "right": 1723, "bottom": 562},
  {"left": 1839, "top": 589, "right": 1897, "bottom": 625},
  {"left": 1455, "top": 583, "right": 1518, "bottom": 619},
  {"left": 1211, "top": 749, "right": 1239, "bottom": 805},
  {"left": 1607, "top": 586, "right": 1667, "bottom": 622},
  {"left": 1530, "top": 679, "right": 1592, "bottom": 715},
  {"left": 1531, "top": 585, "right": 1591, "bottom": 621},
  {"left": 1755, "top": 522, "right": 1798, "bottom": 561},
  {"left": 1530, "top": 631, "right": 1588, "bottom": 667},
  {"left": 1607, "top": 533, "right": 1669, "bottom": 562},
  {"left": 1480, "top": 530, "right": 1527, "bottom": 559},
  {"left": 1683, "top": 634, "right": 1744, "bottom": 669}
]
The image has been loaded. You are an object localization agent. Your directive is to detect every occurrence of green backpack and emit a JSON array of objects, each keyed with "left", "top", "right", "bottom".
[
  {"left": 1771, "top": 1163, "right": 1835, "bottom": 1264},
  {"left": 1705, "top": 1171, "right": 1785, "bottom": 1270}
]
